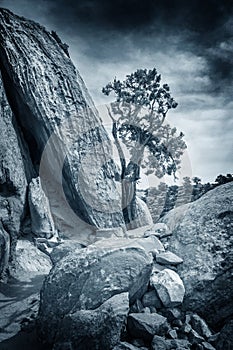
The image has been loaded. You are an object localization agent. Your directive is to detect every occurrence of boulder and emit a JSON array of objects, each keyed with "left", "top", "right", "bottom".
[
  {"left": 28, "top": 177, "right": 57, "bottom": 238},
  {"left": 126, "top": 197, "right": 153, "bottom": 230},
  {"left": 160, "top": 308, "right": 183, "bottom": 323},
  {"left": 142, "top": 290, "right": 163, "bottom": 309},
  {"left": 169, "top": 339, "right": 191, "bottom": 349},
  {"left": 55, "top": 292, "right": 129, "bottom": 350},
  {"left": 150, "top": 269, "right": 185, "bottom": 307},
  {"left": 13, "top": 240, "right": 52, "bottom": 275},
  {"left": 37, "top": 244, "right": 153, "bottom": 344},
  {"left": 155, "top": 251, "right": 183, "bottom": 266},
  {"left": 130, "top": 299, "right": 144, "bottom": 313},
  {"left": 127, "top": 312, "right": 168, "bottom": 341},
  {"left": 188, "top": 329, "right": 205, "bottom": 344},
  {"left": 0, "top": 8, "right": 125, "bottom": 244},
  {"left": 160, "top": 182, "right": 233, "bottom": 330},
  {"left": 151, "top": 335, "right": 170, "bottom": 350},
  {"left": 190, "top": 313, "right": 212, "bottom": 339},
  {"left": 202, "top": 341, "right": 216, "bottom": 350}
]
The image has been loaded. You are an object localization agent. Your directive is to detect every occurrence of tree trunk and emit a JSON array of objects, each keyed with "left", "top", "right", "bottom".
[
  {"left": 121, "top": 179, "right": 137, "bottom": 225},
  {"left": 121, "top": 161, "right": 140, "bottom": 226}
]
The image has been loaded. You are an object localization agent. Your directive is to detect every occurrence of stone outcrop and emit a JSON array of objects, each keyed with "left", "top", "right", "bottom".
[
  {"left": 0, "top": 76, "right": 30, "bottom": 277},
  {"left": 0, "top": 8, "right": 125, "bottom": 243},
  {"left": 160, "top": 182, "right": 233, "bottom": 330}
]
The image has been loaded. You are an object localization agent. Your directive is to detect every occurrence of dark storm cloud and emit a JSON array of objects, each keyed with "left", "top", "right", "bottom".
[
  {"left": 34, "top": 0, "right": 233, "bottom": 96},
  {"left": 1, "top": 0, "right": 232, "bottom": 93},
  {"left": 34, "top": 0, "right": 232, "bottom": 33},
  {"left": 0, "top": 0, "right": 232, "bottom": 181}
]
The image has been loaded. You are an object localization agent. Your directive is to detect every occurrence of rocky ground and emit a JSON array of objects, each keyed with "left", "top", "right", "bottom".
[
  {"left": 1, "top": 182, "right": 232, "bottom": 350},
  {"left": 0, "top": 240, "right": 52, "bottom": 350}
]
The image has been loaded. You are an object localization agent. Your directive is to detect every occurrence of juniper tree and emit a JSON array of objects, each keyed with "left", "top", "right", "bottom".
[{"left": 102, "top": 68, "right": 186, "bottom": 227}]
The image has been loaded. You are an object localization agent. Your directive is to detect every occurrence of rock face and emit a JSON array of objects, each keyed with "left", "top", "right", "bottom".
[
  {"left": 37, "top": 244, "right": 153, "bottom": 345},
  {"left": 0, "top": 223, "right": 10, "bottom": 278},
  {"left": 0, "top": 76, "right": 30, "bottom": 277},
  {"left": 160, "top": 182, "right": 233, "bottom": 330},
  {"left": 28, "top": 177, "right": 57, "bottom": 238},
  {"left": 0, "top": 8, "right": 125, "bottom": 243}
]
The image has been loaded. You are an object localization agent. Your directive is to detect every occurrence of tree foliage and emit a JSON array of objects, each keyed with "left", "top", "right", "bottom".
[{"left": 102, "top": 68, "right": 186, "bottom": 181}]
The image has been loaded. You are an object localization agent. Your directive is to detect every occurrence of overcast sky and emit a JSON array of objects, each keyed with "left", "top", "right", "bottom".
[{"left": 0, "top": 0, "right": 232, "bottom": 184}]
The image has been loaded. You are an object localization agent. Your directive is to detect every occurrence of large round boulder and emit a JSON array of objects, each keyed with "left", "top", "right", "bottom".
[
  {"left": 160, "top": 182, "right": 233, "bottom": 330},
  {"left": 37, "top": 243, "right": 153, "bottom": 345}
]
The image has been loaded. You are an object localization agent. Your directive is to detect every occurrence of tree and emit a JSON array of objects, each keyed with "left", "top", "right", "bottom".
[
  {"left": 215, "top": 173, "right": 233, "bottom": 185},
  {"left": 192, "top": 176, "right": 201, "bottom": 186},
  {"left": 175, "top": 176, "right": 193, "bottom": 207},
  {"left": 147, "top": 182, "right": 168, "bottom": 222},
  {"left": 102, "top": 68, "right": 186, "bottom": 226}
]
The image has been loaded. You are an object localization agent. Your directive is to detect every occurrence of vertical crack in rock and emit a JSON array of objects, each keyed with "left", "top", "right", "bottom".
[{"left": 0, "top": 8, "right": 125, "bottom": 242}]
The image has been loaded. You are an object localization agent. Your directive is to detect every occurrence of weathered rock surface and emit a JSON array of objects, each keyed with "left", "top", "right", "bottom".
[
  {"left": 142, "top": 290, "right": 163, "bottom": 309},
  {"left": 54, "top": 292, "right": 129, "bottom": 350},
  {"left": 13, "top": 240, "right": 52, "bottom": 275},
  {"left": 155, "top": 251, "right": 183, "bottom": 266},
  {"left": 92, "top": 235, "right": 165, "bottom": 255},
  {"left": 113, "top": 342, "right": 142, "bottom": 350},
  {"left": 150, "top": 269, "right": 185, "bottom": 307},
  {"left": 37, "top": 244, "right": 152, "bottom": 344},
  {"left": 0, "top": 223, "right": 10, "bottom": 278},
  {"left": 190, "top": 313, "right": 212, "bottom": 339},
  {"left": 0, "top": 8, "right": 125, "bottom": 243},
  {"left": 144, "top": 223, "right": 171, "bottom": 239},
  {"left": 127, "top": 312, "right": 168, "bottom": 341},
  {"left": 160, "top": 182, "right": 233, "bottom": 330},
  {"left": 151, "top": 335, "right": 169, "bottom": 350},
  {"left": 216, "top": 320, "right": 233, "bottom": 350},
  {"left": 50, "top": 239, "right": 84, "bottom": 264},
  {"left": 127, "top": 197, "right": 153, "bottom": 230},
  {"left": 28, "top": 177, "right": 57, "bottom": 238},
  {"left": 0, "top": 76, "right": 30, "bottom": 277}
]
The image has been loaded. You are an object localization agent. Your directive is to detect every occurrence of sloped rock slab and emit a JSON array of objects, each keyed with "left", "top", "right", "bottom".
[
  {"left": 0, "top": 8, "right": 125, "bottom": 242},
  {"left": 160, "top": 182, "right": 233, "bottom": 330}
]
